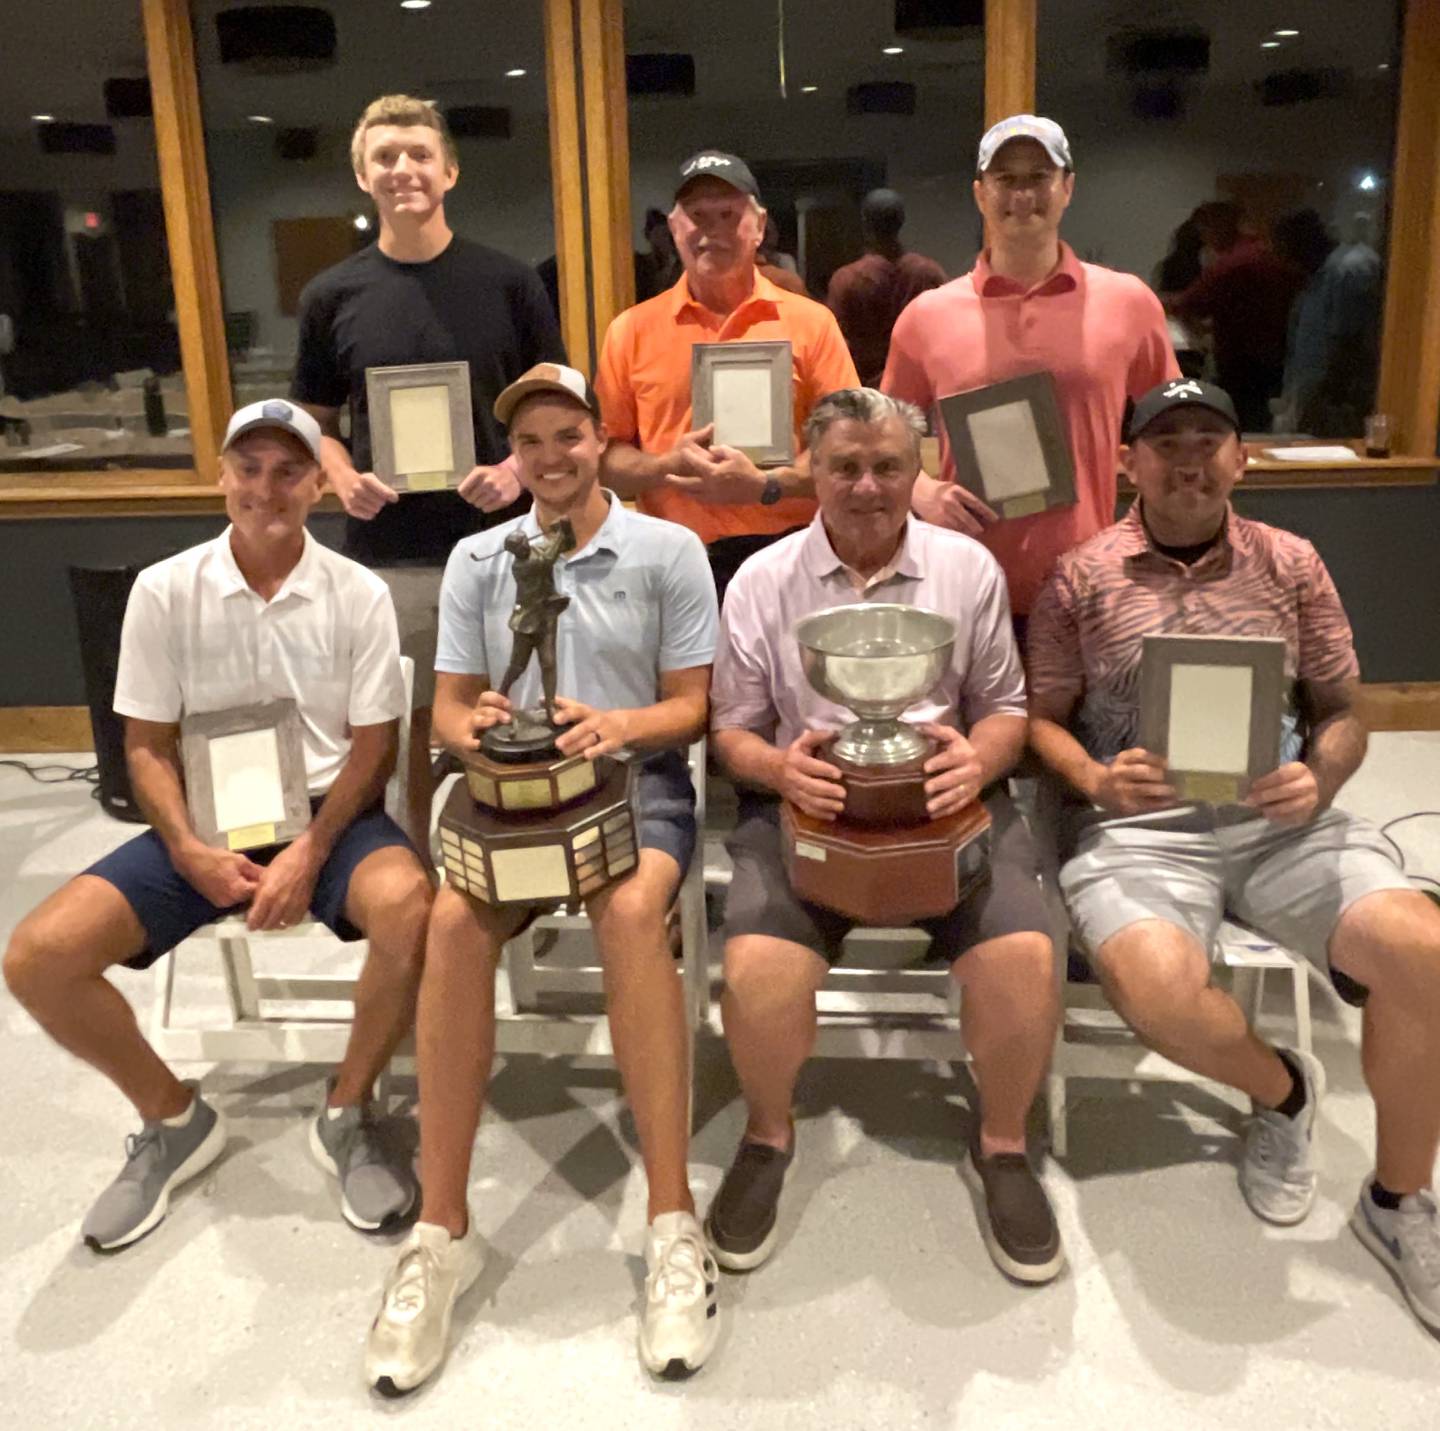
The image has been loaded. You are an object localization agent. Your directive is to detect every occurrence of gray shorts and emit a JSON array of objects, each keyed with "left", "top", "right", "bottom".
[
  {"left": 1060, "top": 807, "right": 1414, "bottom": 1005},
  {"left": 723, "top": 787, "right": 1049, "bottom": 964},
  {"left": 374, "top": 565, "right": 441, "bottom": 709}
]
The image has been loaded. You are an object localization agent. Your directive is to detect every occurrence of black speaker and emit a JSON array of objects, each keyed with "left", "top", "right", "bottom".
[
  {"left": 447, "top": 106, "right": 512, "bottom": 140},
  {"left": 216, "top": 5, "right": 337, "bottom": 73},
  {"left": 104, "top": 77, "right": 154, "bottom": 118},
  {"left": 38, "top": 123, "right": 117, "bottom": 156},
  {"left": 1258, "top": 67, "right": 1349, "bottom": 107},
  {"left": 847, "top": 82, "right": 917, "bottom": 116},
  {"left": 895, "top": 0, "right": 983, "bottom": 40},
  {"left": 626, "top": 53, "right": 696, "bottom": 97},
  {"left": 68, "top": 564, "right": 147, "bottom": 824},
  {"left": 275, "top": 126, "right": 319, "bottom": 160}
]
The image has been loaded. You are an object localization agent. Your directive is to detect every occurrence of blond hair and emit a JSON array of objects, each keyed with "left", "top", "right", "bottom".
[{"left": 349, "top": 94, "right": 457, "bottom": 174}]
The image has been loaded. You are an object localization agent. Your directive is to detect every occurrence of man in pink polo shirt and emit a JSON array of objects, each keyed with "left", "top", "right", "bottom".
[
  {"left": 706, "top": 387, "right": 1062, "bottom": 1289},
  {"left": 882, "top": 114, "right": 1178, "bottom": 621}
]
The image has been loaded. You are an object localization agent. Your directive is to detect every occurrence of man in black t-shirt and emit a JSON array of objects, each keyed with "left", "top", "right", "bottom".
[{"left": 292, "top": 93, "right": 566, "bottom": 843}]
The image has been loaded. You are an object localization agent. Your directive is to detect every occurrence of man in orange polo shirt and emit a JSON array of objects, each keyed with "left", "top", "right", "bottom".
[
  {"left": 595, "top": 150, "right": 859, "bottom": 600},
  {"left": 882, "top": 115, "right": 1178, "bottom": 624}
]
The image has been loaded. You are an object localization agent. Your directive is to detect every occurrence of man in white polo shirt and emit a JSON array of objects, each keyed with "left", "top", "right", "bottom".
[
  {"left": 3, "top": 400, "right": 434, "bottom": 1251},
  {"left": 363, "top": 364, "right": 721, "bottom": 1395}
]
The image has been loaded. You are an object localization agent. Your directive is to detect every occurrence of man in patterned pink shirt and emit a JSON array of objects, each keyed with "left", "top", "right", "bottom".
[{"left": 1028, "top": 377, "right": 1440, "bottom": 1334}]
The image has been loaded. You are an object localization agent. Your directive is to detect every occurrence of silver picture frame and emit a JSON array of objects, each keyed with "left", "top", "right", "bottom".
[
  {"left": 938, "top": 370, "right": 1077, "bottom": 518},
  {"left": 365, "top": 360, "right": 476, "bottom": 492},
  {"left": 1138, "top": 634, "right": 1288, "bottom": 804},
  {"left": 691, "top": 339, "right": 794, "bottom": 467},
  {"left": 181, "top": 698, "right": 312, "bottom": 851}
]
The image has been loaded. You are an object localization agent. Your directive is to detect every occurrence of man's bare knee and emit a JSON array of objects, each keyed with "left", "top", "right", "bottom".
[
  {"left": 723, "top": 936, "right": 824, "bottom": 1008},
  {"left": 1094, "top": 919, "right": 1210, "bottom": 1022}
]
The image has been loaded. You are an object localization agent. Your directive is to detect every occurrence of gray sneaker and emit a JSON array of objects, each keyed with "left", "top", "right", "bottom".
[
  {"left": 1351, "top": 1182, "right": 1440, "bottom": 1334},
  {"left": 1240, "top": 1047, "right": 1326, "bottom": 1226},
  {"left": 82, "top": 1085, "right": 227, "bottom": 1251},
  {"left": 309, "top": 1096, "right": 416, "bottom": 1231}
]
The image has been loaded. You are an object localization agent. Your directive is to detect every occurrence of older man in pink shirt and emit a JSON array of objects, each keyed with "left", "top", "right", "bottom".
[
  {"left": 882, "top": 115, "right": 1178, "bottom": 619},
  {"left": 704, "top": 386, "right": 1062, "bottom": 1291}
]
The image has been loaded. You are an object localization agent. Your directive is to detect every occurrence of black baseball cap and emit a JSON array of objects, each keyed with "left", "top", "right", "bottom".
[
  {"left": 1127, "top": 377, "right": 1241, "bottom": 442},
  {"left": 675, "top": 150, "right": 761, "bottom": 203}
]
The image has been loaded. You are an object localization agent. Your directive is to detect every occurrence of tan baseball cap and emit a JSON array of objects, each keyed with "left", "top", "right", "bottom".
[{"left": 493, "top": 362, "right": 599, "bottom": 426}]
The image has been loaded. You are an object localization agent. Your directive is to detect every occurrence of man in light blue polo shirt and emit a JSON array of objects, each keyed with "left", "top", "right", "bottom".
[{"left": 363, "top": 363, "right": 721, "bottom": 1395}]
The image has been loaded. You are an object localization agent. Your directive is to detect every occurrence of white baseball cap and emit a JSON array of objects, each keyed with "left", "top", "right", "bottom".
[
  {"left": 976, "top": 114, "right": 1073, "bottom": 173},
  {"left": 222, "top": 398, "right": 323, "bottom": 461}
]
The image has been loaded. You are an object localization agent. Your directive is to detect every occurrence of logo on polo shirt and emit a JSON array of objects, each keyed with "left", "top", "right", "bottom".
[{"left": 1162, "top": 379, "right": 1204, "bottom": 400}]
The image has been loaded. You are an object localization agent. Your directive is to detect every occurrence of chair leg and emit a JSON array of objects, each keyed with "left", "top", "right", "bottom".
[
  {"left": 219, "top": 933, "right": 262, "bottom": 1023},
  {"left": 1291, "top": 960, "right": 1313, "bottom": 1057},
  {"left": 1049, "top": 1072, "right": 1068, "bottom": 1160},
  {"left": 505, "top": 925, "right": 540, "bottom": 1012},
  {"left": 1233, "top": 967, "right": 1263, "bottom": 1031}
]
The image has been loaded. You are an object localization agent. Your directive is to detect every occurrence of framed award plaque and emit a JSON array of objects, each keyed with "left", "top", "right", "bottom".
[
  {"left": 691, "top": 339, "right": 794, "bottom": 467},
  {"left": 366, "top": 360, "right": 476, "bottom": 492}
]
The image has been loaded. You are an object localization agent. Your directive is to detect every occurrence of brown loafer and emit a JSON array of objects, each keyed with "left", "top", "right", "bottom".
[
  {"left": 963, "top": 1120, "right": 1063, "bottom": 1284},
  {"left": 704, "top": 1132, "right": 795, "bottom": 1272}
]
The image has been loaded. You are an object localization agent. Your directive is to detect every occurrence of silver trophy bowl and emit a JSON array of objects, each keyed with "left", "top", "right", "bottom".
[{"left": 794, "top": 603, "right": 957, "bottom": 765}]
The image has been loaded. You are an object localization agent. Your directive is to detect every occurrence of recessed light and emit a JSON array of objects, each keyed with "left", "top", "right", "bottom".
[
  {"left": 801, "top": 85, "right": 819, "bottom": 94},
  {"left": 1261, "top": 40, "right": 1280, "bottom": 49},
  {"left": 1357, "top": 172, "right": 1380, "bottom": 192},
  {"left": 353, "top": 214, "right": 372, "bottom": 231},
  {"left": 882, "top": 45, "right": 904, "bottom": 55},
  {"left": 31, "top": 114, "right": 55, "bottom": 123},
  {"left": 1378, "top": 62, "right": 1391, "bottom": 70},
  {"left": 248, "top": 114, "right": 273, "bottom": 124},
  {"left": 400, "top": 0, "right": 431, "bottom": 10},
  {"left": 505, "top": 68, "right": 527, "bottom": 78},
  {"left": 1274, "top": 29, "right": 1299, "bottom": 38}
]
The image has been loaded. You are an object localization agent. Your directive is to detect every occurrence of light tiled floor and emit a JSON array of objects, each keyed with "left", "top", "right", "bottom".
[{"left": 2, "top": 738, "right": 1438, "bottom": 1429}]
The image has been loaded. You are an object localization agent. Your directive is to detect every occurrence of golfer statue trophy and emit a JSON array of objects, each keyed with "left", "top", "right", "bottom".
[
  {"left": 437, "top": 519, "right": 639, "bottom": 906},
  {"left": 780, "top": 603, "right": 991, "bottom": 925}
]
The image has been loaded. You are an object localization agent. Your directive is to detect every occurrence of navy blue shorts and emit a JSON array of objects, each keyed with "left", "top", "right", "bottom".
[
  {"left": 635, "top": 749, "right": 697, "bottom": 877},
  {"left": 84, "top": 804, "right": 417, "bottom": 970}
]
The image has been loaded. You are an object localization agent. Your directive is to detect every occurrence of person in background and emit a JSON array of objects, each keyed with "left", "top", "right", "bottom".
[
  {"left": 292, "top": 93, "right": 566, "bottom": 847},
  {"left": 827, "top": 188, "right": 947, "bottom": 388}
]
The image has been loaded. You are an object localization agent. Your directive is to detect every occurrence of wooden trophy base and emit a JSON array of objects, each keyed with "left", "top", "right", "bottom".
[
  {"left": 831, "top": 747, "right": 931, "bottom": 826},
  {"left": 781, "top": 799, "right": 992, "bottom": 926}
]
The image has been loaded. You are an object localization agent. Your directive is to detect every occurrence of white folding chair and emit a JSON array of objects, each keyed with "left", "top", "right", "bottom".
[
  {"left": 1021, "top": 776, "right": 1316, "bottom": 1160},
  {"left": 149, "top": 658, "right": 415, "bottom": 1067}
]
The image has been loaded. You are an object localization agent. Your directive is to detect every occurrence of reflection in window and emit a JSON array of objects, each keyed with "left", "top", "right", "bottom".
[
  {"left": 193, "top": 0, "right": 554, "bottom": 409},
  {"left": 623, "top": 0, "right": 983, "bottom": 382},
  {"left": 0, "top": 2, "right": 189, "bottom": 471},
  {"left": 1038, "top": 2, "right": 1399, "bottom": 437}
]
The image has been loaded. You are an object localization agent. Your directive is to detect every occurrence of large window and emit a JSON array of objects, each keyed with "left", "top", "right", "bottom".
[
  {"left": 623, "top": 0, "right": 984, "bottom": 365},
  {"left": 1038, "top": 1, "right": 1401, "bottom": 437},
  {"left": 192, "top": 0, "right": 556, "bottom": 409},
  {"left": 0, "top": 2, "right": 190, "bottom": 473}
]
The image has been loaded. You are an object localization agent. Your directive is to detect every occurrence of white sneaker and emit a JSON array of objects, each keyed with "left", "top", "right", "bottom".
[
  {"left": 1240, "top": 1048, "right": 1326, "bottom": 1225},
  {"left": 365, "top": 1220, "right": 485, "bottom": 1397},
  {"left": 1351, "top": 1182, "right": 1440, "bottom": 1334},
  {"left": 638, "top": 1210, "right": 719, "bottom": 1379}
]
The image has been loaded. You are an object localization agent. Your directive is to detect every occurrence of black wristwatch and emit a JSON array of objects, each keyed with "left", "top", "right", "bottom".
[{"left": 759, "top": 475, "right": 783, "bottom": 506}]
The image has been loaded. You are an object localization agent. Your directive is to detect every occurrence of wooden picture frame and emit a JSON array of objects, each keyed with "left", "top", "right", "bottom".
[
  {"left": 691, "top": 340, "right": 794, "bottom": 467},
  {"left": 365, "top": 361, "right": 476, "bottom": 492},
  {"left": 181, "top": 698, "right": 311, "bottom": 850},
  {"left": 938, "top": 371, "right": 1077, "bottom": 518},
  {"left": 1138, "top": 634, "right": 1288, "bottom": 804}
]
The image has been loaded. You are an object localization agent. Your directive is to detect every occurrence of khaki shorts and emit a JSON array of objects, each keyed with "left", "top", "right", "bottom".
[
  {"left": 1060, "top": 807, "right": 1414, "bottom": 1005},
  {"left": 374, "top": 565, "right": 441, "bottom": 709}
]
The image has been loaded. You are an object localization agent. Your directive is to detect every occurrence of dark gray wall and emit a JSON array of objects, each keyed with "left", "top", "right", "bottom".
[{"left": 1, "top": 484, "right": 1436, "bottom": 709}]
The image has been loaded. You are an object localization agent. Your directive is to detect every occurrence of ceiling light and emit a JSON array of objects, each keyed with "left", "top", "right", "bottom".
[
  {"left": 1274, "top": 29, "right": 1299, "bottom": 38},
  {"left": 1378, "top": 62, "right": 1391, "bottom": 70},
  {"left": 1357, "top": 172, "right": 1380, "bottom": 192},
  {"left": 247, "top": 114, "right": 273, "bottom": 123},
  {"left": 801, "top": 85, "right": 818, "bottom": 93},
  {"left": 1261, "top": 41, "right": 1280, "bottom": 49},
  {"left": 31, "top": 114, "right": 55, "bottom": 123},
  {"left": 353, "top": 214, "right": 371, "bottom": 230},
  {"left": 882, "top": 46, "right": 904, "bottom": 55},
  {"left": 505, "top": 68, "right": 527, "bottom": 78},
  {"left": 400, "top": 0, "right": 431, "bottom": 9}
]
